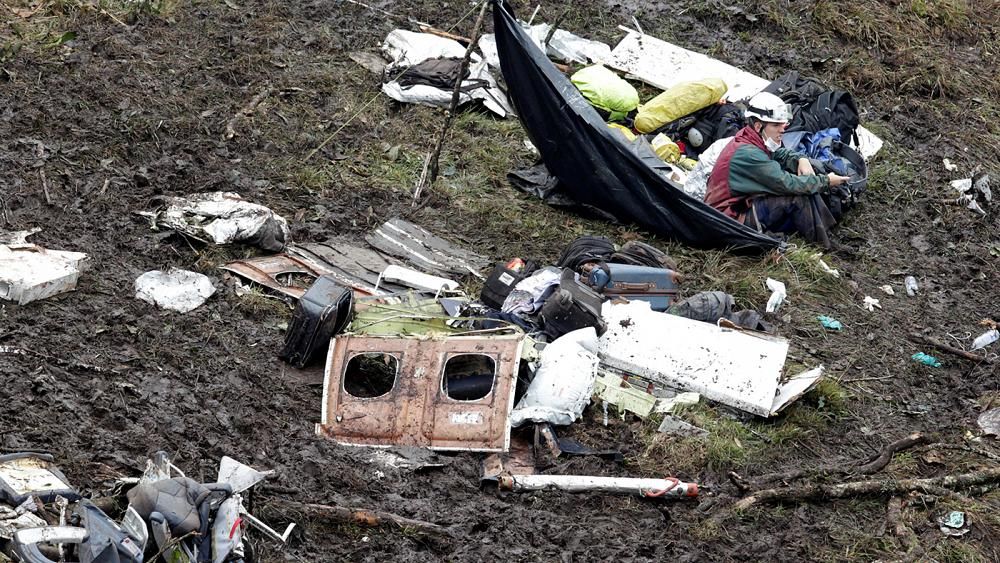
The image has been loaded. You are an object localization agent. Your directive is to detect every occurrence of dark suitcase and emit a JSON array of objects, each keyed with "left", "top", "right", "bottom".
[
  {"left": 480, "top": 259, "right": 533, "bottom": 310},
  {"left": 587, "top": 263, "right": 681, "bottom": 311},
  {"left": 539, "top": 269, "right": 607, "bottom": 339},
  {"left": 279, "top": 275, "right": 354, "bottom": 368}
]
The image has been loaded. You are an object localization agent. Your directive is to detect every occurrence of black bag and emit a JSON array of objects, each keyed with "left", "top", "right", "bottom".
[
  {"left": 651, "top": 102, "right": 745, "bottom": 155},
  {"left": 610, "top": 240, "right": 677, "bottom": 270},
  {"left": 539, "top": 269, "right": 607, "bottom": 339},
  {"left": 764, "top": 72, "right": 860, "bottom": 145},
  {"left": 556, "top": 235, "right": 615, "bottom": 271},
  {"left": 279, "top": 275, "right": 354, "bottom": 368},
  {"left": 762, "top": 71, "right": 827, "bottom": 107},
  {"left": 683, "top": 102, "right": 746, "bottom": 154},
  {"left": 395, "top": 57, "right": 488, "bottom": 92},
  {"left": 797, "top": 90, "right": 860, "bottom": 146},
  {"left": 480, "top": 260, "right": 536, "bottom": 310}
]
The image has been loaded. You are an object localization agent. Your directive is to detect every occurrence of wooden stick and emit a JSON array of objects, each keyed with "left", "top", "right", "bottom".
[
  {"left": 424, "top": 1, "right": 489, "bottom": 187},
  {"left": 907, "top": 332, "right": 994, "bottom": 364},
  {"left": 225, "top": 87, "right": 274, "bottom": 140},
  {"left": 412, "top": 153, "right": 431, "bottom": 206},
  {"left": 733, "top": 467, "right": 1000, "bottom": 511},
  {"left": 272, "top": 500, "right": 451, "bottom": 537},
  {"left": 853, "top": 433, "right": 929, "bottom": 475},
  {"left": 39, "top": 169, "right": 52, "bottom": 205},
  {"left": 417, "top": 24, "right": 471, "bottom": 45}
]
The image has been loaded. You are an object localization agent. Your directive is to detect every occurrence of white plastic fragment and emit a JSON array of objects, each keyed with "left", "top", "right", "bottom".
[
  {"left": 879, "top": 285, "right": 895, "bottom": 295},
  {"left": 479, "top": 23, "right": 611, "bottom": 69},
  {"left": 657, "top": 415, "right": 709, "bottom": 437},
  {"left": 978, "top": 408, "right": 1000, "bottom": 436},
  {"left": 971, "top": 329, "right": 999, "bottom": 351},
  {"left": 382, "top": 29, "right": 476, "bottom": 67},
  {"left": 974, "top": 174, "right": 992, "bottom": 202},
  {"left": 0, "top": 231, "right": 88, "bottom": 305},
  {"left": 765, "top": 278, "right": 786, "bottom": 313},
  {"left": 812, "top": 254, "right": 840, "bottom": 278},
  {"left": 950, "top": 178, "right": 973, "bottom": 193},
  {"left": 654, "top": 392, "right": 701, "bottom": 414},
  {"left": 863, "top": 295, "right": 881, "bottom": 312},
  {"left": 135, "top": 269, "right": 216, "bottom": 313},
  {"left": 943, "top": 158, "right": 958, "bottom": 171},
  {"left": 509, "top": 327, "right": 600, "bottom": 426},
  {"left": 141, "top": 192, "right": 290, "bottom": 252},
  {"left": 378, "top": 265, "right": 459, "bottom": 294}
]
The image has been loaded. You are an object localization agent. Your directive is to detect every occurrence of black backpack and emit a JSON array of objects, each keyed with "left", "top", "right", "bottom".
[
  {"left": 556, "top": 235, "right": 616, "bottom": 271},
  {"left": 610, "top": 240, "right": 677, "bottom": 270},
  {"left": 764, "top": 72, "right": 860, "bottom": 146},
  {"left": 653, "top": 102, "right": 746, "bottom": 155}
]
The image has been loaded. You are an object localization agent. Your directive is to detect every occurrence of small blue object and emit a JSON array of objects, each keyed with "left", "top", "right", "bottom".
[
  {"left": 911, "top": 352, "right": 942, "bottom": 368},
  {"left": 817, "top": 315, "right": 843, "bottom": 330}
]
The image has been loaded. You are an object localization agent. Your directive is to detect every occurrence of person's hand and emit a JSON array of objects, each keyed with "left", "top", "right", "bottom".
[
  {"left": 827, "top": 173, "right": 851, "bottom": 187},
  {"left": 797, "top": 158, "right": 815, "bottom": 176}
]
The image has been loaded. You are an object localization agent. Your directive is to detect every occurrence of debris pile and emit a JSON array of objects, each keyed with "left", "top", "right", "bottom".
[{"left": 0, "top": 452, "right": 290, "bottom": 563}]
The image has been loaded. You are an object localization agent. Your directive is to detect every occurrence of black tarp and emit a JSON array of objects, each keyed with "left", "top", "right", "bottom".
[{"left": 492, "top": 0, "right": 781, "bottom": 252}]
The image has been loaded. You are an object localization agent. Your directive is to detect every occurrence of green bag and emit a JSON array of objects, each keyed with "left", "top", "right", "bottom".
[{"left": 571, "top": 65, "right": 640, "bottom": 122}]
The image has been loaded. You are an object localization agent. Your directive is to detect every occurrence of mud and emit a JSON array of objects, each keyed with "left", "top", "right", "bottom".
[{"left": 0, "top": 0, "right": 998, "bottom": 561}]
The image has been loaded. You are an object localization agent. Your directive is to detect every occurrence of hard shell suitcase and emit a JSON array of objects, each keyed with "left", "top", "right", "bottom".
[
  {"left": 587, "top": 263, "right": 681, "bottom": 311},
  {"left": 279, "top": 275, "right": 354, "bottom": 368}
]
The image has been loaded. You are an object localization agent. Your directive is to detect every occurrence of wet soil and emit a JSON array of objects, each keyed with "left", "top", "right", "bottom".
[{"left": 1, "top": 0, "right": 998, "bottom": 561}]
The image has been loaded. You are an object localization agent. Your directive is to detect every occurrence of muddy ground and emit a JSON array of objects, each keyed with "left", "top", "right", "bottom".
[{"left": 1, "top": 0, "right": 998, "bottom": 561}]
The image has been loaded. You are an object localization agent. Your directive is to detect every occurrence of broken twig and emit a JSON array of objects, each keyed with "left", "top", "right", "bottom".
[
  {"left": 733, "top": 467, "right": 1000, "bottom": 511},
  {"left": 907, "top": 332, "right": 994, "bottom": 364},
  {"left": 422, "top": 1, "right": 489, "bottom": 189},
  {"left": 225, "top": 87, "right": 274, "bottom": 140},
  {"left": 39, "top": 169, "right": 52, "bottom": 205},
  {"left": 417, "top": 24, "right": 471, "bottom": 44}
]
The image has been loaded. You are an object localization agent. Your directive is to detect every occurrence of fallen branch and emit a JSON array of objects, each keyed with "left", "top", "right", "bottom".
[
  {"left": 748, "top": 432, "right": 928, "bottom": 487},
  {"left": 854, "top": 433, "right": 929, "bottom": 475},
  {"left": 922, "top": 442, "right": 1000, "bottom": 463},
  {"left": 225, "top": 87, "right": 274, "bottom": 140},
  {"left": 270, "top": 500, "right": 451, "bottom": 537},
  {"left": 886, "top": 497, "right": 924, "bottom": 562},
  {"left": 907, "top": 332, "right": 994, "bottom": 364},
  {"left": 734, "top": 467, "right": 1000, "bottom": 511}
]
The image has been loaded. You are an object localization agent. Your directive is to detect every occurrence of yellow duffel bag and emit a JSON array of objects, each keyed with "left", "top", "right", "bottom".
[{"left": 634, "top": 78, "right": 728, "bottom": 134}]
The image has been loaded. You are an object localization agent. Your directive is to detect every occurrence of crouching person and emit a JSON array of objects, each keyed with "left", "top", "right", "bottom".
[{"left": 704, "top": 92, "right": 850, "bottom": 248}]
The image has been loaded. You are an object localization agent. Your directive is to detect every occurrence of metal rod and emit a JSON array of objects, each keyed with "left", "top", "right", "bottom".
[{"left": 499, "top": 475, "right": 698, "bottom": 497}]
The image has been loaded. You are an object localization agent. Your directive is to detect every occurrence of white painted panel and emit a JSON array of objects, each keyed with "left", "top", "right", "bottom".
[{"left": 598, "top": 301, "right": 821, "bottom": 417}]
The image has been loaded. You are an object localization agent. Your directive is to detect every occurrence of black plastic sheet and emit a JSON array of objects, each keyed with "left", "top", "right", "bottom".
[{"left": 492, "top": 0, "right": 780, "bottom": 252}]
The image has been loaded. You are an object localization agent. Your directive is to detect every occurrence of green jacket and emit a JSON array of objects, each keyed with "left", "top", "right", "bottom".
[{"left": 705, "top": 126, "right": 830, "bottom": 218}]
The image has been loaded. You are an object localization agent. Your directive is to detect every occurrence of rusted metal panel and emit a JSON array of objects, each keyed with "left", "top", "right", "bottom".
[{"left": 317, "top": 333, "right": 523, "bottom": 452}]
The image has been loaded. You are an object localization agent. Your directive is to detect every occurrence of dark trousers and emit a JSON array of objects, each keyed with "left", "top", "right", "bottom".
[{"left": 743, "top": 194, "right": 837, "bottom": 248}]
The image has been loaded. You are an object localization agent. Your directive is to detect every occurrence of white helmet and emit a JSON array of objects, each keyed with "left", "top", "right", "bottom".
[{"left": 745, "top": 92, "right": 792, "bottom": 124}]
